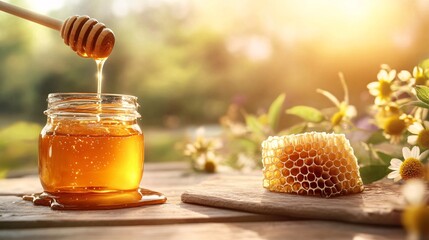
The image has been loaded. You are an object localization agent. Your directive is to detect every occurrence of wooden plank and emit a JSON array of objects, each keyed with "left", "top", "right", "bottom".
[
  {"left": 0, "top": 173, "right": 288, "bottom": 229},
  {"left": 0, "top": 221, "right": 406, "bottom": 240},
  {"left": 181, "top": 174, "right": 410, "bottom": 226}
]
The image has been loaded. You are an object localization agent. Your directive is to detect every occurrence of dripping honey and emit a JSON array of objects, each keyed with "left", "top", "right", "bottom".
[
  {"left": 39, "top": 119, "right": 144, "bottom": 193},
  {"left": 24, "top": 41, "right": 166, "bottom": 209}
]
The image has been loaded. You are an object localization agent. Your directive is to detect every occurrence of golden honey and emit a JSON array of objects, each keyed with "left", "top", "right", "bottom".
[
  {"left": 24, "top": 93, "right": 166, "bottom": 209},
  {"left": 39, "top": 120, "right": 143, "bottom": 193}
]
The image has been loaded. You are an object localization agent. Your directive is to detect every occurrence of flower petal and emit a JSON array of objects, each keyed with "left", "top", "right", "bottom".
[
  {"left": 388, "top": 70, "right": 397, "bottom": 81},
  {"left": 377, "top": 69, "right": 388, "bottom": 81},
  {"left": 369, "top": 88, "right": 380, "bottom": 96},
  {"left": 367, "top": 82, "right": 379, "bottom": 89},
  {"left": 394, "top": 175, "right": 402, "bottom": 182},
  {"left": 345, "top": 105, "right": 357, "bottom": 119},
  {"left": 419, "top": 150, "right": 429, "bottom": 160},
  {"left": 407, "top": 135, "right": 418, "bottom": 145},
  {"left": 403, "top": 147, "right": 412, "bottom": 159},
  {"left": 408, "top": 122, "right": 424, "bottom": 134},
  {"left": 389, "top": 158, "right": 403, "bottom": 169},
  {"left": 411, "top": 146, "right": 420, "bottom": 159},
  {"left": 423, "top": 121, "right": 429, "bottom": 129},
  {"left": 387, "top": 170, "right": 399, "bottom": 179},
  {"left": 398, "top": 70, "right": 411, "bottom": 81}
]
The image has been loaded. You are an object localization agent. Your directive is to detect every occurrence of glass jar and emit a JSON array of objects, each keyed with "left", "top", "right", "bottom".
[{"left": 39, "top": 93, "right": 143, "bottom": 194}]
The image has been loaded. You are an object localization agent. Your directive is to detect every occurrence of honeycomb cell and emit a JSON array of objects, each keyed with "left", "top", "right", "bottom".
[
  {"left": 290, "top": 153, "right": 299, "bottom": 161},
  {"left": 285, "top": 145, "right": 294, "bottom": 154},
  {"left": 282, "top": 168, "right": 290, "bottom": 177},
  {"left": 300, "top": 166, "right": 308, "bottom": 174},
  {"left": 291, "top": 168, "right": 300, "bottom": 176},
  {"left": 261, "top": 132, "right": 364, "bottom": 198},
  {"left": 305, "top": 158, "right": 314, "bottom": 165}
]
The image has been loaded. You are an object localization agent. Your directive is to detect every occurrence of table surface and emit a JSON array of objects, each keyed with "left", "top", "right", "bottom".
[{"left": 0, "top": 162, "right": 406, "bottom": 240}]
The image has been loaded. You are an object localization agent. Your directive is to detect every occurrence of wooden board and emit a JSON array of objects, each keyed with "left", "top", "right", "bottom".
[
  {"left": 0, "top": 221, "right": 406, "bottom": 240},
  {"left": 181, "top": 174, "right": 407, "bottom": 226},
  {"left": 0, "top": 174, "right": 286, "bottom": 229}
]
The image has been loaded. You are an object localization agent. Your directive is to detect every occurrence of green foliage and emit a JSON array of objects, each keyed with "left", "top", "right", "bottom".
[
  {"left": 267, "top": 93, "right": 286, "bottom": 132},
  {"left": 366, "top": 131, "right": 386, "bottom": 145},
  {"left": 0, "top": 121, "right": 41, "bottom": 178},
  {"left": 359, "top": 165, "right": 391, "bottom": 184},
  {"left": 0, "top": 121, "right": 41, "bottom": 145},
  {"left": 244, "top": 114, "right": 265, "bottom": 136},
  {"left": 286, "top": 106, "right": 325, "bottom": 123},
  {"left": 415, "top": 85, "right": 429, "bottom": 107},
  {"left": 375, "top": 151, "right": 394, "bottom": 166}
]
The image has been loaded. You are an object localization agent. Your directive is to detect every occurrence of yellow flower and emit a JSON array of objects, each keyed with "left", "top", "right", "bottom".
[
  {"left": 367, "top": 69, "right": 397, "bottom": 105},
  {"left": 408, "top": 121, "right": 429, "bottom": 149},
  {"left": 184, "top": 127, "right": 223, "bottom": 172},
  {"left": 399, "top": 66, "right": 429, "bottom": 87},
  {"left": 184, "top": 127, "right": 222, "bottom": 157},
  {"left": 388, "top": 146, "right": 428, "bottom": 182},
  {"left": 374, "top": 104, "right": 401, "bottom": 129},
  {"left": 401, "top": 180, "right": 429, "bottom": 239},
  {"left": 317, "top": 72, "right": 357, "bottom": 128},
  {"left": 382, "top": 114, "right": 413, "bottom": 144}
]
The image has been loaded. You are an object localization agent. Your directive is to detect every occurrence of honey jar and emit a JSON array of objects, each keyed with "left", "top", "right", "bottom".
[
  {"left": 25, "top": 93, "right": 166, "bottom": 209},
  {"left": 39, "top": 93, "right": 143, "bottom": 193}
]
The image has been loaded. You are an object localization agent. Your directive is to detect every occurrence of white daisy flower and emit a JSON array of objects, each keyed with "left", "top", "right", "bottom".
[
  {"left": 408, "top": 121, "right": 429, "bottom": 148},
  {"left": 388, "top": 146, "right": 428, "bottom": 182},
  {"left": 367, "top": 69, "right": 397, "bottom": 105}
]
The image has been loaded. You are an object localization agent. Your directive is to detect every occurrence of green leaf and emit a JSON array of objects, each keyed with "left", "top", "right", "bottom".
[
  {"left": 359, "top": 165, "right": 390, "bottom": 184},
  {"left": 415, "top": 85, "right": 429, "bottom": 106},
  {"left": 244, "top": 114, "right": 264, "bottom": 135},
  {"left": 400, "top": 100, "right": 429, "bottom": 109},
  {"left": 279, "top": 123, "right": 307, "bottom": 135},
  {"left": 286, "top": 106, "right": 325, "bottom": 123},
  {"left": 375, "top": 151, "right": 394, "bottom": 165},
  {"left": 366, "top": 131, "right": 386, "bottom": 145},
  {"left": 267, "top": 93, "right": 286, "bottom": 132}
]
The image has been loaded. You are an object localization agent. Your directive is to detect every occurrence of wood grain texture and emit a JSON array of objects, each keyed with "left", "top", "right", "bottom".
[
  {"left": 181, "top": 174, "right": 406, "bottom": 226},
  {"left": 0, "top": 168, "right": 287, "bottom": 229},
  {"left": 0, "top": 221, "right": 406, "bottom": 240}
]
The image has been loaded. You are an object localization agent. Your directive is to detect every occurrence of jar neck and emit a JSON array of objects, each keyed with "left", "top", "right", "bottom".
[{"left": 44, "top": 93, "right": 141, "bottom": 121}]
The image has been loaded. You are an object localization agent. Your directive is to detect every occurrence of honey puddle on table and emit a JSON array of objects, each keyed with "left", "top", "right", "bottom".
[{"left": 23, "top": 188, "right": 167, "bottom": 210}]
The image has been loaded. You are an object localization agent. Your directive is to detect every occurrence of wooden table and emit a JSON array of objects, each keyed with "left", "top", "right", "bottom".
[{"left": 0, "top": 162, "right": 405, "bottom": 239}]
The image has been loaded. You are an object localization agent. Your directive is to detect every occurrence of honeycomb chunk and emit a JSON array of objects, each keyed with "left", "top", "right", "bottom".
[{"left": 262, "top": 132, "right": 364, "bottom": 198}]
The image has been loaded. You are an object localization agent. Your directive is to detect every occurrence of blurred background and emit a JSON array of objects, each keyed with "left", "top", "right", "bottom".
[{"left": 1, "top": 0, "right": 429, "bottom": 175}]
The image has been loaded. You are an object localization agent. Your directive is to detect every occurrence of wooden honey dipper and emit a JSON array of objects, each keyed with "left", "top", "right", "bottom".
[{"left": 0, "top": 1, "right": 115, "bottom": 59}]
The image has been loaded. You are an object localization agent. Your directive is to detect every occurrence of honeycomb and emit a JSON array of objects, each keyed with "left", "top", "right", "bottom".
[{"left": 262, "top": 132, "right": 364, "bottom": 198}]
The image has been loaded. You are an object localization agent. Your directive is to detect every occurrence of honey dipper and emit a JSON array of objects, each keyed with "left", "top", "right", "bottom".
[{"left": 0, "top": 1, "right": 115, "bottom": 59}]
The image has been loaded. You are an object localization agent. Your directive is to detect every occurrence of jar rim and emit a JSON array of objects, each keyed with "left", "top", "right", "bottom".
[
  {"left": 48, "top": 92, "right": 138, "bottom": 100},
  {"left": 45, "top": 92, "right": 141, "bottom": 120}
]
